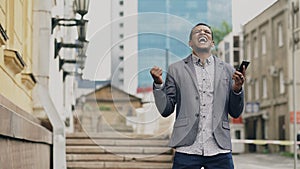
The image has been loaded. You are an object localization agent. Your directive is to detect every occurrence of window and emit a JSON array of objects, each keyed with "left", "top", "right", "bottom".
[
  {"left": 279, "top": 70, "right": 285, "bottom": 94},
  {"left": 247, "top": 83, "right": 252, "bottom": 101},
  {"left": 247, "top": 42, "right": 251, "bottom": 61},
  {"left": 278, "top": 24, "right": 283, "bottom": 47},
  {"left": 254, "top": 37, "right": 258, "bottom": 58},
  {"left": 255, "top": 79, "right": 259, "bottom": 100},
  {"left": 233, "top": 36, "right": 239, "bottom": 48},
  {"left": 262, "top": 33, "right": 266, "bottom": 55},
  {"left": 262, "top": 76, "right": 267, "bottom": 98},
  {"left": 235, "top": 130, "right": 241, "bottom": 139}
]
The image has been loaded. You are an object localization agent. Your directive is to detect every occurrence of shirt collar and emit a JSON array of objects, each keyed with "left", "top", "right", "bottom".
[{"left": 192, "top": 54, "right": 214, "bottom": 66}]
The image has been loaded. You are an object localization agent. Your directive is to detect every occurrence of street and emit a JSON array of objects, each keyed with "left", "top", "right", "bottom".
[{"left": 233, "top": 153, "right": 298, "bottom": 169}]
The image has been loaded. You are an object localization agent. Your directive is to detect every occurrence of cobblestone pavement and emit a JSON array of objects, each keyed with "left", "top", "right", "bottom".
[{"left": 233, "top": 153, "right": 298, "bottom": 169}]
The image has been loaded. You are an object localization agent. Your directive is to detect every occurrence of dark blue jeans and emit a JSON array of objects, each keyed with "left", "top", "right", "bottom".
[{"left": 172, "top": 152, "right": 234, "bottom": 169}]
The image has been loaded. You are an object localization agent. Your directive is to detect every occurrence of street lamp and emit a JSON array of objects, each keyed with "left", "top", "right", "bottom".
[
  {"left": 74, "top": 0, "right": 90, "bottom": 18},
  {"left": 54, "top": 39, "right": 83, "bottom": 59},
  {"left": 58, "top": 40, "right": 89, "bottom": 70},
  {"left": 52, "top": 0, "right": 90, "bottom": 81},
  {"left": 52, "top": 0, "right": 90, "bottom": 33}
]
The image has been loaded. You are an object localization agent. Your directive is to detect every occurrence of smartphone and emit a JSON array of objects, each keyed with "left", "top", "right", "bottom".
[{"left": 238, "top": 61, "right": 250, "bottom": 73}]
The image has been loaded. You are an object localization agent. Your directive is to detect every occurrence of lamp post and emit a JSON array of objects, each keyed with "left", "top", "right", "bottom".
[
  {"left": 291, "top": 1, "right": 299, "bottom": 169},
  {"left": 52, "top": 0, "right": 90, "bottom": 33},
  {"left": 59, "top": 40, "right": 89, "bottom": 73},
  {"left": 74, "top": 0, "right": 90, "bottom": 18},
  {"left": 54, "top": 39, "right": 83, "bottom": 59}
]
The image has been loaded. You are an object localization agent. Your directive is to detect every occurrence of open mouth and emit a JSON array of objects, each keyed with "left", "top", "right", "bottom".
[{"left": 198, "top": 37, "right": 208, "bottom": 43}]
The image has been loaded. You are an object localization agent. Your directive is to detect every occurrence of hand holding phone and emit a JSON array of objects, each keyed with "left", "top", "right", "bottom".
[{"left": 238, "top": 61, "right": 250, "bottom": 73}]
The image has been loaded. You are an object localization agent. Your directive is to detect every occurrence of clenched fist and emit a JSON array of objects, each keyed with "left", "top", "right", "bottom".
[{"left": 150, "top": 66, "right": 163, "bottom": 84}]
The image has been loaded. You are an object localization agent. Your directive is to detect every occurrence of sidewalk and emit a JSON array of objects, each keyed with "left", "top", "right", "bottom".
[{"left": 233, "top": 153, "right": 298, "bottom": 169}]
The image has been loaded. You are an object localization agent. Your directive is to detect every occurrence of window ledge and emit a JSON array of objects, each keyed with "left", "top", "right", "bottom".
[
  {"left": 21, "top": 73, "right": 37, "bottom": 90},
  {"left": 0, "top": 24, "right": 9, "bottom": 46},
  {"left": 4, "top": 49, "right": 26, "bottom": 74}
]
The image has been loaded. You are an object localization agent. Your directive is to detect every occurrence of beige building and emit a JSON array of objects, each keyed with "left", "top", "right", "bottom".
[
  {"left": 242, "top": 0, "right": 300, "bottom": 153},
  {"left": 75, "top": 84, "right": 142, "bottom": 133},
  {"left": 1, "top": 0, "right": 91, "bottom": 168}
]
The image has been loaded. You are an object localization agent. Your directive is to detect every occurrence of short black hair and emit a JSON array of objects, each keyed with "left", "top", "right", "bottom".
[{"left": 189, "top": 22, "right": 214, "bottom": 41}]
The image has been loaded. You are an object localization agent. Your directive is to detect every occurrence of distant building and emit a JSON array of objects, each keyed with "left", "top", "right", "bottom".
[
  {"left": 75, "top": 83, "right": 142, "bottom": 133},
  {"left": 84, "top": 0, "right": 138, "bottom": 95},
  {"left": 242, "top": 0, "right": 300, "bottom": 154},
  {"left": 110, "top": 0, "right": 138, "bottom": 95},
  {"left": 217, "top": 32, "right": 242, "bottom": 69}
]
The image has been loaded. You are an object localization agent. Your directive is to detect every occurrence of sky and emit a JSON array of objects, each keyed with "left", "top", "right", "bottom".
[
  {"left": 83, "top": 0, "right": 277, "bottom": 81},
  {"left": 232, "top": 0, "right": 277, "bottom": 32}
]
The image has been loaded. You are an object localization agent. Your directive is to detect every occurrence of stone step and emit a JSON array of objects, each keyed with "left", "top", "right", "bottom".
[
  {"left": 66, "top": 138, "right": 169, "bottom": 147},
  {"left": 66, "top": 154, "right": 173, "bottom": 162},
  {"left": 67, "top": 132, "right": 169, "bottom": 140},
  {"left": 66, "top": 132, "right": 173, "bottom": 169},
  {"left": 66, "top": 146, "right": 173, "bottom": 155},
  {"left": 67, "top": 161, "right": 173, "bottom": 169}
]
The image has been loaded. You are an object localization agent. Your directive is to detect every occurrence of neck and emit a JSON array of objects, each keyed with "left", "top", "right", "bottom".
[{"left": 193, "top": 50, "right": 211, "bottom": 60}]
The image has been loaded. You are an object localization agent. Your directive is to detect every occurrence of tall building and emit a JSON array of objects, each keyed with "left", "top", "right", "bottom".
[
  {"left": 84, "top": 0, "right": 138, "bottom": 95},
  {"left": 110, "top": 0, "right": 138, "bottom": 95},
  {"left": 138, "top": 0, "right": 232, "bottom": 88}
]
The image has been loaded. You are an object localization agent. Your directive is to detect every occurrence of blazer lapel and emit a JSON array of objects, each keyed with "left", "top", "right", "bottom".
[
  {"left": 214, "top": 56, "right": 225, "bottom": 91},
  {"left": 183, "top": 55, "right": 199, "bottom": 90}
]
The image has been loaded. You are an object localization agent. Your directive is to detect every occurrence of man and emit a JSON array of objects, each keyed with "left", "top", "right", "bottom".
[{"left": 150, "top": 23, "right": 245, "bottom": 169}]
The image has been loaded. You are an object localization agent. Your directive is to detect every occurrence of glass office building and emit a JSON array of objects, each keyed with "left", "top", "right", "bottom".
[{"left": 138, "top": 0, "right": 232, "bottom": 88}]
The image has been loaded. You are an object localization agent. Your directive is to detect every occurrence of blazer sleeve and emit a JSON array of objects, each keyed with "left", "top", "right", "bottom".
[
  {"left": 228, "top": 66, "right": 244, "bottom": 118},
  {"left": 153, "top": 66, "right": 177, "bottom": 117}
]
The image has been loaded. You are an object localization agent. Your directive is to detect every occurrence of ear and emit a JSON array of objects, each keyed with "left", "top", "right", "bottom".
[{"left": 189, "top": 41, "right": 192, "bottom": 48}]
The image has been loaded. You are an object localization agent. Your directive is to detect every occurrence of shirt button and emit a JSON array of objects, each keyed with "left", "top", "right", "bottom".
[
  {"left": 195, "top": 113, "right": 199, "bottom": 117},
  {"left": 195, "top": 96, "right": 199, "bottom": 100},
  {"left": 203, "top": 104, "right": 206, "bottom": 106},
  {"left": 203, "top": 91, "right": 206, "bottom": 93}
]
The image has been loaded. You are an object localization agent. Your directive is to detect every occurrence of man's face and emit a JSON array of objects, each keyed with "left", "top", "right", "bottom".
[{"left": 189, "top": 25, "right": 214, "bottom": 52}]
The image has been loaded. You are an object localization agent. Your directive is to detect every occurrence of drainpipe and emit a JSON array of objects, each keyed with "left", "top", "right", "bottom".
[
  {"left": 37, "top": 85, "right": 66, "bottom": 169},
  {"left": 33, "top": 0, "right": 66, "bottom": 168}
]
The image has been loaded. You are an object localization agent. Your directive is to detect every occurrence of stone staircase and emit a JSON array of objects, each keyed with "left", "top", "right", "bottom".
[{"left": 66, "top": 132, "right": 174, "bottom": 169}]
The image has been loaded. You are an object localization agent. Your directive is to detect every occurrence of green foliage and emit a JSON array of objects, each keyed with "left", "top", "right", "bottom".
[
  {"left": 99, "top": 105, "right": 111, "bottom": 111},
  {"left": 212, "top": 21, "right": 232, "bottom": 48}
]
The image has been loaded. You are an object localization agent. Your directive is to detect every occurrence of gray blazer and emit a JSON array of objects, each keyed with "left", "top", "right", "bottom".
[{"left": 153, "top": 55, "right": 244, "bottom": 150}]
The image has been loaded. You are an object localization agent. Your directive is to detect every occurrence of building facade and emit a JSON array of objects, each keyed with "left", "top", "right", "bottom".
[
  {"left": 0, "top": 0, "right": 52, "bottom": 168},
  {"left": 242, "top": 0, "right": 300, "bottom": 153},
  {"left": 110, "top": 0, "right": 138, "bottom": 95},
  {"left": 0, "top": 0, "right": 91, "bottom": 168}
]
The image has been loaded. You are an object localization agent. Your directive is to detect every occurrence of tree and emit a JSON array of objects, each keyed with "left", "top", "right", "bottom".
[{"left": 212, "top": 21, "right": 232, "bottom": 49}]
